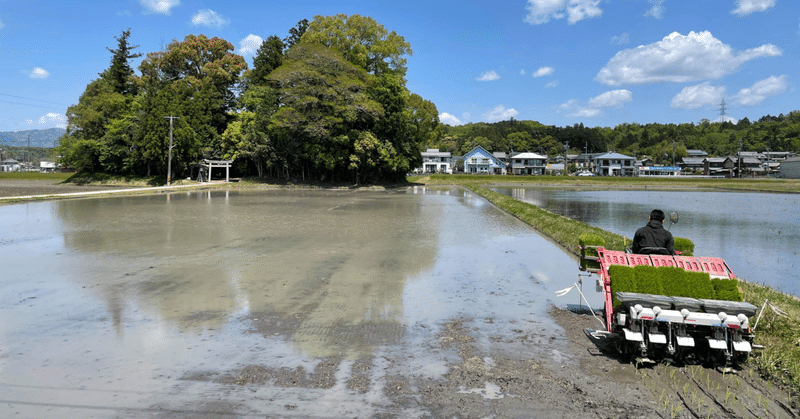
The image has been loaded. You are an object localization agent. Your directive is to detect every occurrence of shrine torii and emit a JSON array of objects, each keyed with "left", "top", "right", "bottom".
[{"left": 200, "top": 159, "right": 233, "bottom": 183}]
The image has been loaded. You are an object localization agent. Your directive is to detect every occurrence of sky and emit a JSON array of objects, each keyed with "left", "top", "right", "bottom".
[{"left": 0, "top": 0, "right": 798, "bottom": 135}]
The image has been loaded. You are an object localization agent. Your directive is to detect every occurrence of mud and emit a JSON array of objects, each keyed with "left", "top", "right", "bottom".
[{"left": 0, "top": 185, "right": 796, "bottom": 418}]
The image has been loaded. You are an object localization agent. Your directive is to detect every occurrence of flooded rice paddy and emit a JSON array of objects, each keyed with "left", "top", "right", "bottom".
[
  {"left": 0, "top": 187, "right": 605, "bottom": 418},
  {"left": 493, "top": 187, "right": 800, "bottom": 297}
]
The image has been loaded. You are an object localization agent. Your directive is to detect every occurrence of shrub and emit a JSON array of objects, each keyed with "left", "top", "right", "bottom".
[{"left": 674, "top": 237, "right": 694, "bottom": 256}]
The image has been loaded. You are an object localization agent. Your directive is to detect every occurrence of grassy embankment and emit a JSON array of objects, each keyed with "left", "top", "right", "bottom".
[{"left": 441, "top": 177, "right": 800, "bottom": 396}]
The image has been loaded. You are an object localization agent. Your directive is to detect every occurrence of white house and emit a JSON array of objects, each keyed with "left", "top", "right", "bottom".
[
  {"left": 420, "top": 149, "right": 453, "bottom": 174},
  {"left": 1, "top": 159, "right": 20, "bottom": 172},
  {"left": 463, "top": 146, "right": 506, "bottom": 175},
  {"left": 510, "top": 152, "right": 547, "bottom": 175},
  {"left": 592, "top": 152, "right": 635, "bottom": 176}
]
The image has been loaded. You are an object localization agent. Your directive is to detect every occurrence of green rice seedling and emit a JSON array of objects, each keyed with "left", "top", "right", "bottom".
[
  {"left": 579, "top": 233, "right": 605, "bottom": 258},
  {"left": 633, "top": 265, "right": 664, "bottom": 296},
  {"left": 683, "top": 271, "right": 715, "bottom": 300},
  {"left": 660, "top": 266, "right": 692, "bottom": 297},
  {"left": 674, "top": 237, "right": 694, "bottom": 256},
  {"left": 609, "top": 265, "right": 637, "bottom": 308},
  {"left": 711, "top": 278, "right": 743, "bottom": 301}
]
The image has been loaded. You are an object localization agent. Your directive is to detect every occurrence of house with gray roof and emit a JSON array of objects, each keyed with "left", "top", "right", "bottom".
[
  {"left": 419, "top": 149, "right": 453, "bottom": 174},
  {"left": 592, "top": 152, "right": 635, "bottom": 176}
]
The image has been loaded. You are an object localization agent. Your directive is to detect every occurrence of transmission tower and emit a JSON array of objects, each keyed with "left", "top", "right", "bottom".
[{"left": 718, "top": 98, "right": 727, "bottom": 122}]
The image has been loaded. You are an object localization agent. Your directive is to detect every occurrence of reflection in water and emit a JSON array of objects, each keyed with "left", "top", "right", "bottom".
[
  {"left": 495, "top": 187, "right": 800, "bottom": 296},
  {"left": 53, "top": 189, "right": 439, "bottom": 357}
]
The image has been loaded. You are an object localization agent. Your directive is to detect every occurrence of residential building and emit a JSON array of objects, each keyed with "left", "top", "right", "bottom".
[
  {"left": 781, "top": 158, "right": 800, "bottom": 179},
  {"left": 592, "top": 152, "right": 635, "bottom": 176},
  {"left": 704, "top": 157, "right": 734, "bottom": 177},
  {"left": 680, "top": 157, "right": 706, "bottom": 173},
  {"left": 463, "top": 146, "right": 507, "bottom": 175},
  {"left": 1, "top": 158, "right": 20, "bottom": 172},
  {"left": 420, "top": 149, "right": 453, "bottom": 174},
  {"left": 686, "top": 149, "right": 709, "bottom": 158},
  {"left": 510, "top": 152, "right": 547, "bottom": 175}
]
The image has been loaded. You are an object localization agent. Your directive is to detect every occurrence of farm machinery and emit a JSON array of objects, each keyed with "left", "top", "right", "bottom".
[{"left": 579, "top": 244, "right": 762, "bottom": 367}]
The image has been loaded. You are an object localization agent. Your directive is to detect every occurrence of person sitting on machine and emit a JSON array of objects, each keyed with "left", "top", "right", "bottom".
[{"left": 631, "top": 209, "right": 675, "bottom": 255}]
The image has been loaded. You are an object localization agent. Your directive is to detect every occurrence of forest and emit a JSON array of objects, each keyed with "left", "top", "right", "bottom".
[
  {"left": 56, "top": 14, "right": 799, "bottom": 182},
  {"left": 436, "top": 112, "right": 800, "bottom": 165},
  {"left": 56, "top": 15, "right": 440, "bottom": 184}
]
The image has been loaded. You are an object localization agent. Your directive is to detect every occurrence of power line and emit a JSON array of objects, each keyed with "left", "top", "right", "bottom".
[
  {"left": 0, "top": 93, "right": 72, "bottom": 107},
  {"left": 0, "top": 99, "right": 68, "bottom": 110}
]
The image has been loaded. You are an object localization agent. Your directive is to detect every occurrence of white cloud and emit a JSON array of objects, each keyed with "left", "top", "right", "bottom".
[
  {"left": 572, "top": 108, "right": 602, "bottom": 118},
  {"left": 477, "top": 70, "right": 500, "bottom": 81},
  {"left": 596, "top": 31, "right": 781, "bottom": 86},
  {"left": 558, "top": 99, "right": 601, "bottom": 118},
  {"left": 38, "top": 112, "right": 67, "bottom": 128},
  {"left": 588, "top": 89, "right": 632, "bottom": 108},
  {"left": 24, "top": 67, "right": 49, "bottom": 79},
  {"left": 545, "top": 80, "right": 559, "bottom": 88},
  {"left": 238, "top": 34, "right": 263, "bottom": 55},
  {"left": 140, "top": 0, "right": 179, "bottom": 15},
  {"left": 670, "top": 82, "right": 727, "bottom": 109},
  {"left": 532, "top": 66, "right": 554, "bottom": 77},
  {"left": 439, "top": 112, "right": 463, "bottom": 126},
  {"left": 736, "top": 75, "right": 788, "bottom": 106},
  {"left": 482, "top": 105, "right": 519, "bottom": 122},
  {"left": 520, "top": 69, "right": 526, "bottom": 75},
  {"left": 524, "top": 0, "right": 602, "bottom": 25},
  {"left": 611, "top": 33, "right": 630, "bottom": 45},
  {"left": 191, "top": 9, "right": 229, "bottom": 28},
  {"left": 645, "top": 0, "right": 665, "bottom": 19},
  {"left": 731, "top": 0, "right": 776, "bottom": 16}
]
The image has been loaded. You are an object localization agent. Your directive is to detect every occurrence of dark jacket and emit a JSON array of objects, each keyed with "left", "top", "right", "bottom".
[{"left": 632, "top": 219, "right": 675, "bottom": 255}]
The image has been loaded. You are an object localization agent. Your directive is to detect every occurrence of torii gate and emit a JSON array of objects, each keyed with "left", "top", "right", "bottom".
[{"left": 200, "top": 159, "right": 233, "bottom": 183}]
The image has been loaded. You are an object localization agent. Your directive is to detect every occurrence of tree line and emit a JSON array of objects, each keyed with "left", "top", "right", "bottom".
[
  {"left": 437, "top": 113, "right": 800, "bottom": 165},
  {"left": 57, "top": 15, "right": 440, "bottom": 184}
]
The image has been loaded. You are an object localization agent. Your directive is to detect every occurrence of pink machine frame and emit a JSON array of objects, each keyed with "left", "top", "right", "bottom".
[{"left": 590, "top": 247, "right": 736, "bottom": 332}]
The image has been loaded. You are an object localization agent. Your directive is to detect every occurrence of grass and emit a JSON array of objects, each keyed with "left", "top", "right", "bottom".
[
  {"left": 414, "top": 173, "right": 800, "bottom": 193},
  {"left": 434, "top": 177, "right": 800, "bottom": 400},
  {"left": 0, "top": 171, "right": 73, "bottom": 181}
]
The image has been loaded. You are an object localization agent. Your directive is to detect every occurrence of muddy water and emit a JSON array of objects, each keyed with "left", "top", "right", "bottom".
[{"left": 0, "top": 187, "right": 596, "bottom": 417}]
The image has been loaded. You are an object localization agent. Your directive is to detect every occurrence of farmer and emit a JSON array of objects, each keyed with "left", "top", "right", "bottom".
[{"left": 631, "top": 209, "right": 675, "bottom": 255}]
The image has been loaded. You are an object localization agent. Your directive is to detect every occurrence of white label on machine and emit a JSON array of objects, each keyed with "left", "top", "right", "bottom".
[
  {"left": 732, "top": 341, "right": 752, "bottom": 352},
  {"left": 623, "top": 328, "right": 643, "bottom": 342},
  {"left": 676, "top": 336, "right": 695, "bottom": 347},
  {"left": 707, "top": 338, "right": 727, "bottom": 350},
  {"left": 648, "top": 333, "right": 667, "bottom": 344}
]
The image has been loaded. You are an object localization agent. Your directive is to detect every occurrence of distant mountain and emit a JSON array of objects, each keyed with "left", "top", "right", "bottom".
[{"left": 0, "top": 128, "right": 66, "bottom": 149}]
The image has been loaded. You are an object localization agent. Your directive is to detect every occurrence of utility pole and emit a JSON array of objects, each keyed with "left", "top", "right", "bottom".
[{"left": 165, "top": 116, "right": 179, "bottom": 186}]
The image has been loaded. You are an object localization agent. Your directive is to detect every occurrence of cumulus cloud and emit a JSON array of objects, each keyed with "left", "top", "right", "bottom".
[
  {"left": 191, "top": 9, "right": 229, "bottom": 28},
  {"left": 545, "top": 80, "right": 559, "bottom": 88},
  {"left": 524, "top": 0, "right": 602, "bottom": 25},
  {"left": 670, "top": 82, "right": 727, "bottom": 109},
  {"left": 477, "top": 70, "right": 500, "bottom": 81},
  {"left": 596, "top": 31, "right": 781, "bottom": 86},
  {"left": 520, "top": 69, "right": 526, "bottom": 75},
  {"left": 482, "top": 105, "right": 519, "bottom": 122},
  {"left": 140, "top": 0, "right": 180, "bottom": 15},
  {"left": 588, "top": 89, "right": 633, "bottom": 108},
  {"left": 645, "top": 0, "right": 665, "bottom": 19},
  {"left": 23, "top": 67, "right": 50, "bottom": 79},
  {"left": 532, "top": 66, "right": 554, "bottom": 77},
  {"left": 238, "top": 34, "right": 263, "bottom": 55},
  {"left": 731, "top": 0, "right": 776, "bottom": 16},
  {"left": 559, "top": 99, "right": 601, "bottom": 118},
  {"left": 736, "top": 75, "right": 788, "bottom": 106},
  {"left": 611, "top": 33, "right": 630, "bottom": 45},
  {"left": 38, "top": 112, "right": 67, "bottom": 127},
  {"left": 439, "top": 112, "right": 463, "bottom": 126}
]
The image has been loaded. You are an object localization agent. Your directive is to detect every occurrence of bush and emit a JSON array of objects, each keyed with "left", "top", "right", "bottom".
[{"left": 674, "top": 237, "right": 694, "bottom": 256}]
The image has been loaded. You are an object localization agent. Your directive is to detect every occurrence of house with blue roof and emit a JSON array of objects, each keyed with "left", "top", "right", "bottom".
[
  {"left": 592, "top": 152, "right": 635, "bottom": 176},
  {"left": 463, "top": 146, "right": 507, "bottom": 175}
]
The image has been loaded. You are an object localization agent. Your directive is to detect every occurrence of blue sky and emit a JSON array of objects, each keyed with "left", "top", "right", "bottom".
[{"left": 0, "top": 0, "right": 797, "bottom": 133}]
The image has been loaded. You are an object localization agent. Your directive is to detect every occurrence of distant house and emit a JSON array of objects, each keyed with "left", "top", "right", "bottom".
[
  {"left": 39, "top": 161, "right": 57, "bottom": 172},
  {"left": 704, "top": 157, "right": 734, "bottom": 177},
  {"left": 680, "top": 157, "right": 705, "bottom": 173},
  {"left": 420, "top": 149, "right": 453, "bottom": 174},
  {"left": 1, "top": 159, "right": 20, "bottom": 172},
  {"left": 463, "top": 146, "right": 507, "bottom": 175},
  {"left": 686, "top": 149, "right": 709, "bottom": 158},
  {"left": 592, "top": 152, "right": 635, "bottom": 176},
  {"left": 781, "top": 158, "right": 800, "bottom": 179},
  {"left": 510, "top": 152, "right": 547, "bottom": 175}
]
